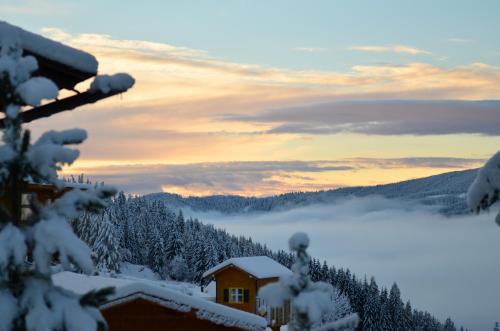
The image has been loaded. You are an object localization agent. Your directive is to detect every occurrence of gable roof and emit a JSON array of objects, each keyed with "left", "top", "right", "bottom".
[
  {"left": 202, "top": 256, "right": 292, "bottom": 279},
  {"left": 53, "top": 272, "right": 267, "bottom": 331}
]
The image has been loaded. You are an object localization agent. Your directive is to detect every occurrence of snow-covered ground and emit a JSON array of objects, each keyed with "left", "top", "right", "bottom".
[{"left": 116, "top": 262, "right": 214, "bottom": 300}]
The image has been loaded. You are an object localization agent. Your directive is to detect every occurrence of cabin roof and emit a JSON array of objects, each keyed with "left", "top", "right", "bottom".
[
  {"left": 53, "top": 272, "right": 267, "bottom": 331},
  {"left": 0, "top": 22, "right": 135, "bottom": 128},
  {"left": 0, "top": 21, "right": 97, "bottom": 90},
  {"left": 0, "top": 21, "right": 97, "bottom": 74},
  {"left": 202, "top": 256, "right": 292, "bottom": 279}
]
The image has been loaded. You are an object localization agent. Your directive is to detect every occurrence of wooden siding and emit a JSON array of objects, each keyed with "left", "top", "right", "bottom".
[
  {"left": 213, "top": 265, "right": 290, "bottom": 329},
  {"left": 215, "top": 266, "right": 257, "bottom": 313},
  {"left": 256, "top": 277, "right": 279, "bottom": 291},
  {"left": 102, "top": 298, "right": 245, "bottom": 331}
]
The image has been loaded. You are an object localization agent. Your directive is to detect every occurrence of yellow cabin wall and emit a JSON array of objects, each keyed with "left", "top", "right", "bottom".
[{"left": 215, "top": 267, "right": 257, "bottom": 313}]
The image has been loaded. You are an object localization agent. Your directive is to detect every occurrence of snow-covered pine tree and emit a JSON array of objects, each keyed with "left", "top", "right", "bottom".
[
  {"left": 388, "top": 283, "right": 405, "bottom": 331},
  {"left": 310, "top": 258, "right": 321, "bottom": 282},
  {"left": 467, "top": 151, "right": 500, "bottom": 225},
  {"left": 362, "top": 277, "right": 381, "bottom": 331},
  {"left": 443, "top": 317, "right": 456, "bottom": 331},
  {"left": 320, "top": 260, "right": 329, "bottom": 282},
  {"left": 259, "top": 232, "right": 358, "bottom": 331},
  {"left": 403, "top": 301, "right": 414, "bottom": 330},
  {"left": 192, "top": 230, "right": 218, "bottom": 283},
  {"left": 320, "top": 287, "right": 354, "bottom": 327},
  {"left": 165, "top": 210, "right": 184, "bottom": 262},
  {"left": 93, "top": 212, "right": 121, "bottom": 274},
  {"left": 0, "top": 41, "right": 118, "bottom": 330},
  {"left": 167, "top": 254, "right": 191, "bottom": 281},
  {"left": 147, "top": 227, "right": 165, "bottom": 275},
  {"left": 378, "top": 288, "right": 392, "bottom": 331}
]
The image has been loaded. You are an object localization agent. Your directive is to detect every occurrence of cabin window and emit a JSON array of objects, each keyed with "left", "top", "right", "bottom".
[{"left": 228, "top": 288, "right": 244, "bottom": 304}]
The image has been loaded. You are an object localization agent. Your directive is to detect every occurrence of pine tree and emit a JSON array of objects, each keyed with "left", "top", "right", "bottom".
[
  {"left": 379, "top": 297, "right": 392, "bottom": 330},
  {"left": 388, "top": 283, "right": 405, "bottom": 331},
  {"left": 93, "top": 212, "right": 121, "bottom": 273},
  {"left": 320, "top": 260, "right": 329, "bottom": 282},
  {"left": 165, "top": 210, "right": 184, "bottom": 262},
  {"left": 403, "top": 301, "right": 414, "bottom": 330},
  {"left": 443, "top": 317, "right": 456, "bottom": 331},
  {"left": 259, "top": 233, "right": 358, "bottom": 331},
  {"left": 0, "top": 41, "right": 116, "bottom": 331},
  {"left": 147, "top": 228, "right": 166, "bottom": 275},
  {"left": 362, "top": 277, "right": 381, "bottom": 331},
  {"left": 167, "top": 254, "right": 191, "bottom": 281}
]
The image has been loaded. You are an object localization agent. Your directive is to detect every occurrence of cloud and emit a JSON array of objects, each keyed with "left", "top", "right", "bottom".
[
  {"left": 22, "top": 28, "right": 500, "bottom": 194},
  {"left": 447, "top": 38, "right": 473, "bottom": 44},
  {"left": 61, "top": 158, "right": 483, "bottom": 195},
  {"left": 63, "top": 161, "right": 354, "bottom": 196},
  {"left": 350, "top": 44, "right": 431, "bottom": 55},
  {"left": 227, "top": 100, "right": 500, "bottom": 136},
  {"left": 0, "top": 0, "right": 71, "bottom": 16},
  {"left": 350, "top": 157, "right": 484, "bottom": 169},
  {"left": 39, "top": 28, "right": 500, "bottom": 102},
  {"left": 195, "top": 197, "right": 500, "bottom": 331},
  {"left": 293, "top": 47, "right": 326, "bottom": 53}
]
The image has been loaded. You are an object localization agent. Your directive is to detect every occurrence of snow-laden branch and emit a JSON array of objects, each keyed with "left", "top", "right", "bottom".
[
  {"left": 16, "top": 77, "right": 58, "bottom": 106},
  {"left": 467, "top": 151, "right": 500, "bottom": 224},
  {"left": 50, "top": 185, "right": 117, "bottom": 219},
  {"left": 89, "top": 73, "right": 135, "bottom": 94},
  {"left": 27, "top": 129, "right": 87, "bottom": 185}
]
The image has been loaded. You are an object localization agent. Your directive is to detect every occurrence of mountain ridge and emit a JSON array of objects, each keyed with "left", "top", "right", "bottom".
[{"left": 145, "top": 168, "right": 478, "bottom": 216}]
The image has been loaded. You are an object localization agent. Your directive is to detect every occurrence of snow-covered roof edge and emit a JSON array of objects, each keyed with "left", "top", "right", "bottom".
[
  {"left": 53, "top": 272, "right": 267, "bottom": 331},
  {"left": 0, "top": 21, "right": 98, "bottom": 74},
  {"left": 202, "top": 256, "right": 292, "bottom": 279}
]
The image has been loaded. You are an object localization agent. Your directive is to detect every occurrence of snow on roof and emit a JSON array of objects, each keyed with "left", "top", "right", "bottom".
[
  {"left": 0, "top": 21, "right": 97, "bottom": 74},
  {"left": 202, "top": 256, "right": 292, "bottom": 279},
  {"left": 61, "top": 182, "right": 94, "bottom": 190},
  {"left": 53, "top": 272, "right": 267, "bottom": 331}
]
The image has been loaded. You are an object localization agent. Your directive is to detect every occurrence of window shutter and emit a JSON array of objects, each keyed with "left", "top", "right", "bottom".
[
  {"left": 244, "top": 289, "right": 249, "bottom": 303},
  {"left": 223, "top": 289, "right": 229, "bottom": 302}
]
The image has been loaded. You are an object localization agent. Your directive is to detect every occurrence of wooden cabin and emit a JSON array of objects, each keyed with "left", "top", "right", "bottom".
[
  {"left": 203, "top": 256, "right": 292, "bottom": 329},
  {"left": 53, "top": 272, "right": 268, "bottom": 331}
]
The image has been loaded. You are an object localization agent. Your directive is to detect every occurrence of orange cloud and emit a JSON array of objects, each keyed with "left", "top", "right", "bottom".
[{"left": 350, "top": 44, "right": 431, "bottom": 55}]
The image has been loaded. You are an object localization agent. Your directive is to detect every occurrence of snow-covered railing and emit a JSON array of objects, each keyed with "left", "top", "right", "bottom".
[{"left": 0, "top": 73, "right": 135, "bottom": 128}]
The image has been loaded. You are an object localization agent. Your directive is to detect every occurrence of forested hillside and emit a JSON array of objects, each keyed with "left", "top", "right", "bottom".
[
  {"left": 74, "top": 192, "right": 460, "bottom": 330},
  {"left": 146, "top": 169, "right": 477, "bottom": 216}
]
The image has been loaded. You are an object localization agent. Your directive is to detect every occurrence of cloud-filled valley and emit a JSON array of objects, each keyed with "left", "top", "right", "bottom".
[{"left": 192, "top": 197, "right": 500, "bottom": 331}]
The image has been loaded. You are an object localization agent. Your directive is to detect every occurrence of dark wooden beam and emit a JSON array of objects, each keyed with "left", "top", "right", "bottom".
[
  {"left": 0, "top": 90, "right": 124, "bottom": 128},
  {"left": 24, "top": 50, "right": 95, "bottom": 90}
]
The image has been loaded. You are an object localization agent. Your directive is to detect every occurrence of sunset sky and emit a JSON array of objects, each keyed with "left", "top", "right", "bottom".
[{"left": 4, "top": 0, "right": 500, "bottom": 195}]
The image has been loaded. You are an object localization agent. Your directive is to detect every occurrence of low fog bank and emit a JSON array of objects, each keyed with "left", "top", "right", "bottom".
[{"left": 191, "top": 196, "right": 500, "bottom": 330}]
